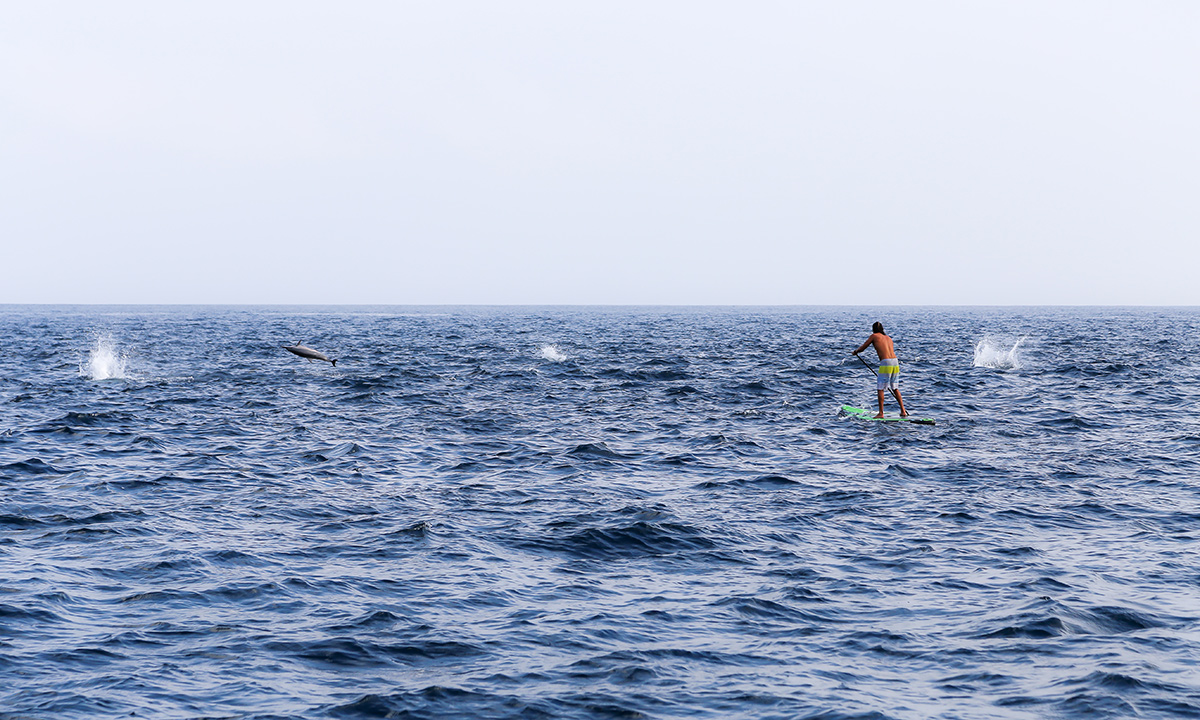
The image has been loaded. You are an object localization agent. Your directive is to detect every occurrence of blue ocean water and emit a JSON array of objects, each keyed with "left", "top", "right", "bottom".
[{"left": 1, "top": 305, "right": 1198, "bottom": 720}]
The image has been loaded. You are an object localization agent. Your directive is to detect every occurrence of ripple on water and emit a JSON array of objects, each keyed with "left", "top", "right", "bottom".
[{"left": 1, "top": 306, "right": 1199, "bottom": 719}]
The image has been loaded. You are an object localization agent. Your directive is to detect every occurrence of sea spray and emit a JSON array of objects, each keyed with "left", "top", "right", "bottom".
[
  {"left": 539, "top": 344, "right": 568, "bottom": 362},
  {"left": 81, "top": 334, "right": 130, "bottom": 380},
  {"left": 973, "top": 335, "right": 1024, "bottom": 369}
]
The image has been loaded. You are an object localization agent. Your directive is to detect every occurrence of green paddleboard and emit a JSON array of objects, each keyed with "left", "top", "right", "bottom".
[{"left": 841, "top": 405, "right": 935, "bottom": 426}]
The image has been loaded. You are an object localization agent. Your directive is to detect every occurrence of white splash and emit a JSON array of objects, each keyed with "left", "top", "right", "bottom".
[
  {"left": 973, "top": 335, "right": 1024, "bottom": 370},
  {"left": 539, "top": 344, "right": 568, "bottom": 362},
  {"left": 81, "top": 335, "right": 131, "bottom": 380}
]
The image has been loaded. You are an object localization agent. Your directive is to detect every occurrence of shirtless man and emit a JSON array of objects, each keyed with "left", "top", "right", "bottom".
[{"left": 852, "top": 321, "right": 909, "bottom": 419}]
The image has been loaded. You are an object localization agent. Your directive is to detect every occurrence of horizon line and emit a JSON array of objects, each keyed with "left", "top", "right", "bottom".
[{"left": 2, "top": 302, "right": 1197, "bottom": 309}]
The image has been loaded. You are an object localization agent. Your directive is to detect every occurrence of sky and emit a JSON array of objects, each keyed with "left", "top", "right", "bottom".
[{"left": 2, "top": 1, "right": 1197, "bottom": 305}]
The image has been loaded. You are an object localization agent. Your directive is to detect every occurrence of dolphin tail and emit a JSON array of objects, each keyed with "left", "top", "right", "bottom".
[{"left": 331, "top": 359, "right": 337, "bottom": 367}]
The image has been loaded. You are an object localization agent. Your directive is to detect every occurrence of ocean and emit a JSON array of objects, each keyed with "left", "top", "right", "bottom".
[{"left": 1, "top": 305, "right": 1198, "bottom": 719}]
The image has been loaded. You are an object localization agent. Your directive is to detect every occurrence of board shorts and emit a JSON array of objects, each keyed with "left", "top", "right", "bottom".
[{"left": 877, "top": 359, "right": 899, "bottom": 390}]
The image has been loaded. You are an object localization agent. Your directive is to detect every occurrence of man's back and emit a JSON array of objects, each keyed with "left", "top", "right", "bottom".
[{"left": 870, "top": 333, "right": 896, "bottom": 360}]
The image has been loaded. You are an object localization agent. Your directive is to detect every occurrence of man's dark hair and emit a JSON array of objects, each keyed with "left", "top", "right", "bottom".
[{"left": 872, "top": 322, "right": 885, "bottom": 334}]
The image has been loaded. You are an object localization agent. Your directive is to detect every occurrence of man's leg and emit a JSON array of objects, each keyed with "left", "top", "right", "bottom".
[
  {"left": 876, "top": 389, "right": 886, "bottom": 418},
  {"left": 891, "top": 388, "right": 908, "bottom": 417}
]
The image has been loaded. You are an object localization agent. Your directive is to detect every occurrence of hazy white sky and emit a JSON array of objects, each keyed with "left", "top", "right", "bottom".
[{"left": 2, "top": 2, "right": 1197, "bottom": 305}]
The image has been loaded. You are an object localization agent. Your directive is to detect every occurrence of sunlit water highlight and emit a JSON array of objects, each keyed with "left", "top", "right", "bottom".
[{"left": 2, "top": 305, "right": 1199, "bottom": 720}]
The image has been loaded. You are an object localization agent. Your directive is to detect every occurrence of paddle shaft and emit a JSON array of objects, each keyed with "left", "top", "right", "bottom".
[{"left": 854, "top": 353, "right": 877, "bottom": 377}]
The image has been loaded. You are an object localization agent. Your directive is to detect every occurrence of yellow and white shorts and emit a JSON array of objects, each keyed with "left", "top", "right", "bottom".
[{"left": 877, "top": 359, "right": 900, "bottom": 390}]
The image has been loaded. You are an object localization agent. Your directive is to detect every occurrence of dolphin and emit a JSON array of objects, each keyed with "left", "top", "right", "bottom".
[{"left": 282, "top": 342, "right": 337, "bottom": 366}]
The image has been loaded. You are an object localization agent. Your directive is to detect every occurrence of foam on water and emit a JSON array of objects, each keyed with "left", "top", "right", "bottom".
[
  {"left": 80, "top": 334, "right": 130, "bottom": 380},
  {"left": 539, "top": 344, "right": 568, "bottom": 362},
  {"left": 973, "top": 335, "right": 1024, "bottom": 369}
]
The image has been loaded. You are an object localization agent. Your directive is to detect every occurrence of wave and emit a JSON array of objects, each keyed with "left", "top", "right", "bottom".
[
  {"left": 1, "top": 458, "right": 64, "bottom": 475},
  {"left": 518, "top": 517, "right": 718, "bottom": 560},
  {"left": 973, "top": 335, "right": 1024, "bottom": 369},
  {"left": 80, "top": 334, "right": 131, "bottom": 380},
  {"left": 568, "top": 442, "right": 632, "bottom": 460}
]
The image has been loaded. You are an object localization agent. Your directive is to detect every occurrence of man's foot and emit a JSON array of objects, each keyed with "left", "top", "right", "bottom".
[
  {"left": 900, "top": 411, "right": 909, "bottom": 417},
  {"left": 874, "top": 413, "right": 885, "bottom": 419}
]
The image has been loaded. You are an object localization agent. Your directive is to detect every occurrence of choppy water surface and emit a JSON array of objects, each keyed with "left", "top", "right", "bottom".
[{"left": 2, "top": 305, "right": 1199, "bottom": 719}]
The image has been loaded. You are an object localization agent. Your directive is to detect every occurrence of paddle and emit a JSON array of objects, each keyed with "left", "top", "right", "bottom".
[{"left": 853, "top": 353, "right": 876, "bottom": 377}]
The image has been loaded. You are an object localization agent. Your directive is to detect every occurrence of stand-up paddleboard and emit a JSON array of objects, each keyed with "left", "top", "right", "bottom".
[{"left": 841, "top": 405, "right": 935, "bottom": 425}]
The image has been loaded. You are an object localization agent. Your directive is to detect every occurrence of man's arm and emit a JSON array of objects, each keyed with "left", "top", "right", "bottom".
[{"left": 852, "top": 334, "right": 878, "bottom": 355}]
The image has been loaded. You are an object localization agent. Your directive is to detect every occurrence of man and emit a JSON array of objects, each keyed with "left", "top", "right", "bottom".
[{"left": 852, "top": 321, "right": 909, "bottom": 419}]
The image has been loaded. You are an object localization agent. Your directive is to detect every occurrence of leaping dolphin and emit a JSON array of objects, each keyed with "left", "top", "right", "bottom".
[{"left": 282, "top": 342, "right": 337, "bottom": 366}]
